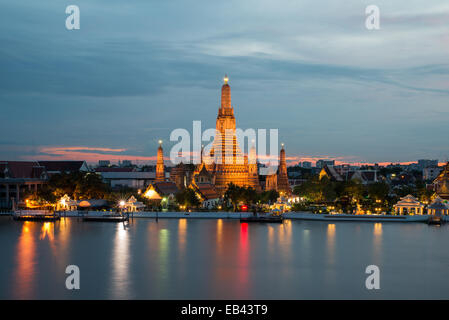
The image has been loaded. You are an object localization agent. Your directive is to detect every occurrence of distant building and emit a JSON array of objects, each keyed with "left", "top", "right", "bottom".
[
  {"left": 0, "top": 161, "right": 48, "bottom": 208},
  {"left": 95, "top": 167, "right": 155, "bottom": 189},
  {"left": 316, "top": 159, "right": 335, "bottom": 168},
  {"left": 418, "top": 159, "right": 438, "bottom": 169},
  {"left": 38, "top": 161, "right": 89, "bottom": 176},
  {"left": 423, "top": 166, "right": 442, "bottom": 181},
  {"left": 98, "top": 160, "right": 110, "bottom": 167},
  {"left": 121, "top": 160, "right": 132, "bottom": 167},
  {"left": 301, "top": 161, "right": 312, "bottom": 168}
]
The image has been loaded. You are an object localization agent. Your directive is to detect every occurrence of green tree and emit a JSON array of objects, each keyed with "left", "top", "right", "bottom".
[
  {"left": 343, "top": 179, "right": 364, "bottom": 204},
  {"left": 259, "top": 189, "right": 279, "bottom": 204},
  {"left": 175, "top": 188, "right": 201, "bottom": 209},
  {"left": 224, "top": 183, "right": 243, "bottom": 211},
  {"left": 293, "top": 176, "right": 336, "bottom": 202},
  {"left": 242, "top": 187, "right": 258, "bottom": 205},
  {"left": 367, "top": 182, "right": 390, "bottom": 202}
]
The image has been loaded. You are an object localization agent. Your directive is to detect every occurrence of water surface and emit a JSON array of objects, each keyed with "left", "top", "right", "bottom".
[{"left": 0, "top": 217, "right": 448, "bottom": 299}]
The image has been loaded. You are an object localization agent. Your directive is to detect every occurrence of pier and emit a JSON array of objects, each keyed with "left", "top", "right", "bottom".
[
  {"left": 13, "top": 210, "right": 60, "bottom": 221},
  {"left": 83, "top": 213, "right": 129, "bottom": 222}
]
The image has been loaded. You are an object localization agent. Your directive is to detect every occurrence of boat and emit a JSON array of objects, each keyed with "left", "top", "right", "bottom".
[
  {"left": 83, "top": 213, "right": 129, "bottom": 222},
  {"left": 240, "top": 213, "right": 283, "bottom": 223},
  {"left": 13, "top": 210, "right": 60, "bottom": 221}
]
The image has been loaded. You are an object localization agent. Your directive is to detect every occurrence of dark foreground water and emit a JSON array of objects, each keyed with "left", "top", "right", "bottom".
[{"left": 0, "top": 216, "right": 448, "bottom": 299}]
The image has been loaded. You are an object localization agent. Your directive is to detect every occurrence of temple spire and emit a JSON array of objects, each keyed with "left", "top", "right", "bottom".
[
  {"left": 156, "top": 140, "right": 165, "bottom": 182},
  {"left": 277, "top": 143, "right": 291, "bottom": 196},
  {"left": 221, "top": 74, "right": 231, "bottom": 109}
]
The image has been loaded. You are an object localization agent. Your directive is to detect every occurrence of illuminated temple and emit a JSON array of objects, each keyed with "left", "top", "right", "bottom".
[
  {"left": 159, "top": 76, "right": 291, "bottom": 197},
  {"left": 434, "top": 162, "right": 449, "bottom": 200},
  {"left": 205, "top": 75, "right": 261, "bottom": 194}
]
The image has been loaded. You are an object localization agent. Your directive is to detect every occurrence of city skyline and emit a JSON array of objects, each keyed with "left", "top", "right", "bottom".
[{"left": 1, "top": 1, "right": 449, "bottom": 164}]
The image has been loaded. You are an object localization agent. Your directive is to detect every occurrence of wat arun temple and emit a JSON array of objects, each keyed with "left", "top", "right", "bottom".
[{"left": 155, "top": 76, "right": 291, "bottom": 197}]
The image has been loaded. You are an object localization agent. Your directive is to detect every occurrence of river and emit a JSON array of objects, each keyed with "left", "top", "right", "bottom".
[{"left": 0, "top": 217, "right": 448, "bottom": 299}]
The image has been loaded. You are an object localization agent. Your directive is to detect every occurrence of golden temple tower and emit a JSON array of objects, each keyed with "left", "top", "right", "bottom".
[
  {"left": 209, "top": 75, "right": 260, "bottom": 194},
  {"left": 434, "top": 162, "right": 449, "bottom": 200},
  {"left": 248, "top": 141, "right": 261, "bottom": 191},
  {"left": 155, "top": 140, "right": 165, "bottom": 182},
  {"left": 277, "top": 143, "right": 291, "bottom": 196}
]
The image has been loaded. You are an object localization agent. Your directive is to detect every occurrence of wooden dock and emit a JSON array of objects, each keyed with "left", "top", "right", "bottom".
[{"left": 13, "top": 210, "right": 60, "bottom": 222}]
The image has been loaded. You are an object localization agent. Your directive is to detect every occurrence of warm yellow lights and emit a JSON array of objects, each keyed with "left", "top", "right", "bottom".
[
  {"left": 158, "top": 140, "right": 162, "bottom": 145},
  {"left": 223, "top": 75, "right": 229, "bottom": 84}
]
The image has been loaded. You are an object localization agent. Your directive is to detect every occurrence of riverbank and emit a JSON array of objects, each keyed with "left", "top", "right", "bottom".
[{"left": 1, "top": 210, "right": 447, "bottom": 222}]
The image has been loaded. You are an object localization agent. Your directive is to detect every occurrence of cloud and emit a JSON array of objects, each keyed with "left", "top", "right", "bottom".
[
  {"left": 1, "top": 0, "right": 449, "bottom": 163},
  {"left": 21, "top": 146, "right": 159, "bottom": 163}
]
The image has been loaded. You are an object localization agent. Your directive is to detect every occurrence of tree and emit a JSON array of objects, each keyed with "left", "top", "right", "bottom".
[
  {"left": 293, "top": 176, "right": 336, "bottom": 202},
  {"left": 35, "top": 172, "right": 110, "bottom": 203},
  {"left": 416, "top": 182, "right": 433, "bottom": 203},
  {"left": 293, "top": 177, "right": 322, "bottom": 202},
  {"left": 175, "top": 188, "right": 200, "bottom": 209},
  {"left": 259, "top": 189, "right": 279, "bottom": 204},
  {"left": 367, "top": 182, "right": 390, "bottom": 202},
  {"left": 343, "top": 179, "right": 364, "bottom": 204},
  {"left": 242, "top": 187, "right": 258, "bottom": 205},
  {"left": 224, "top": 183, "right": 242, "bottom": 211}
]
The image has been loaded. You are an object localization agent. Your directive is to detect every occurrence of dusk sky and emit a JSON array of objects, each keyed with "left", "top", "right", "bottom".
[{"left": 1, "top": 0, "right": 449, "bottom": 165}]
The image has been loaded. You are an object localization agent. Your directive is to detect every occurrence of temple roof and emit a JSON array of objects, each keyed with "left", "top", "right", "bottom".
[
  {"left": 0, "top": 161, "right": 47, "bottom": 179},
  {"left": 434, "top": 162, "right": 449, "bottom": 182},
  {"left": 152, "top": 181, "right": 179, "bottom": 196},
  {"left": 194, "top": 183, "right": 219, "bottom": 200},
  {"left": 428, "top": 197, "right": 449, "bottom": 210}
]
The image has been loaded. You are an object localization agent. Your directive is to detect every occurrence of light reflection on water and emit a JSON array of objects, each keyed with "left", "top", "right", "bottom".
[
  {"left": 13, "top": 222, "right": 36, "bottom": 299},
  {"left": 1, "top": 217, "right": 449, "bottom": 299},
  {"left": 110, "top": 224, "right": 130, "bottom": 299}
]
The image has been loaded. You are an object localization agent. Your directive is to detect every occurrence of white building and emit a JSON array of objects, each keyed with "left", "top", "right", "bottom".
[{"left": 98, "top": 171, "right": 155, "bottom": 189}]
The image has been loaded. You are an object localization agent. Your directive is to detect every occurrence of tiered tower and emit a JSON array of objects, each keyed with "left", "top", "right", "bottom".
[
  {"left": 208, "top": 76, "right": 260, "bottom": 194},
  {"left": 155, "top": 140, "right": 165, "bottom": 182},
  {"left": 248, "top": 141, "right": 261, "bottom": 191},
  {"left": 434, "top": 162, "right": 449, "bottom": 200},
  {"left": 277, "top": 144, "right": 291, "bottom": 196}
]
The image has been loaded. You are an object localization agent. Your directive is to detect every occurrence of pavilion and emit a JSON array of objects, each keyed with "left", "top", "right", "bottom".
[{"left": 393, "top": 194, "right": 425, "bottom": 215}]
